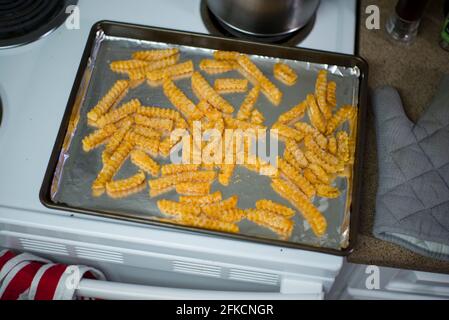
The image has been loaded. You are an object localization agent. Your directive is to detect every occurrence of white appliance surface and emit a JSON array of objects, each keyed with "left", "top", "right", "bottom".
[
  {"left": 0, "top": 0, "right": 357, "bottom": 299},
  {"left": 329, "top": 263, "right": 449, "bottom": 300}
]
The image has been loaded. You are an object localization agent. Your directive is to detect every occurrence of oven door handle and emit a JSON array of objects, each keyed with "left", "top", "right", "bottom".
[{"left": 76, "top": 278, "right": 324, "bottom": 300}]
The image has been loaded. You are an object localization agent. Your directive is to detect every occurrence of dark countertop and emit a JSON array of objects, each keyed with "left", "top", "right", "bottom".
[{"left": 348, "top": 0, "right": 449, "bottom": 274}]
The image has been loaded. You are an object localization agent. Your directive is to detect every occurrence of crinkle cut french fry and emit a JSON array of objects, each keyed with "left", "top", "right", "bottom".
[
  {"left": 134, "top": 114, "right": 174, "bottom": 132},
  {"left": 326, "top": 105, "right": 356, "bottom": 135},
  {"left": 327, "top": 136, "right": 337, "bottom": 155},
  {"left": 304, "top": 135, "right": 339, "bottom": 166},
  {"left": 272, "top": 123, "right": 304, "bottom": 142},
  {"left": 304, "top": 168, "right": 320, "bottom": 185},
  {"left": 157, "top": 199, "right": 201, "bottom": 217},
  {"left": 92, "top": 164, "right": 116, "bottom": 197},
  {"left": 213, "top": 116, "right": 227, "bottom": 134},
  {"left": 137, "top": 106, "right": 183, "bottom": 121},
  {"left": 126, "top": 68, "right": 148, "bottom": 81},
  {"left": 213, "top": 50, "right": 240, "bottom": 61},
  {"left": 147, "top": 60, "right": 194, "bottom": 84},
  {"left": 246, "top": 209, "right": 294, "bottom": 239},
  {"left": 161, "top": 164, "right": 200, "bottom": 176},
  {"left": 107, "top": 182, "right": 146, "bottom": 199},
  {"left": 250, "top": 109, "right": 265, "bottom": 125},
  {"left": 202, "top": 208, "right": 245, "bottom": 223},
  {"left": 316, "top": 184, "right": 341, "bottom": 199},
  {"left": 130, "top": 150, "right": 160, "bottom": 177},
  {"left": 214, "top": 78, "right": 248, "bottom": 93},
  {"left": 337, "top": 131, "right": 350, "bottom": 163},
  {"left": 237, "top": 86, "right": 260, "bottom": 121},
  {"left": 163, "top": 77, "right": 203, "bottom": 120},
  {"left": 197, "top": 117, "right": 215, "bottom": 134},
  {"left": 132, "top": 125, "right": 162, "bottom": 140},
  {"left": 327, "top": 81, "right": 337, "bottom": 108},
  {"left": 236, "top": 55, "right": 282, "bottom": 106},
  {"left": 102, "top": 150, "right": 111, "bottom": 165},
  {"left": 218, "top": 164, "right": 235, "bottom": 186},
  {"left": 108, "top": 142, "right": 135, "bottom": 167},
  {"left": 147, "top": 54, "right": 180, "bottom": 72},
  {"left": 132, "top": 48, "right": 179, "bottom": 61},
  {"left": 304, "top": 150, "right": 342, "bottom": 174},
  {"left": 115, "top": 115, "right": 135, "bottom": 128},
  {"left": 179, "top": 191, "right": 223, "bottom": 206},
  {"left": 178, "top": 213, "right": 240, "bottom": 233},
  {"left": 96, "top": 99, "right": 141, "bottom": 128},
  {"left": 103, "top": 117, "right": 133, "bottom": 157},
  {"left": 306, "top": 94, "right": 327, "bottom": 134},
  {"left": 149, "top": 185, "right": 176, "bottom": 198},
  {"left": 196, "top": 100, "right": 222, "bottom": 121},
  {"left": 106, "top": 171, "right": 146, "bottom": 198},
  {"left": 284, "top": 149, "right": 306, "bottom": 170},
  {"left": 149, "top": 171, "right": 217, "bottom": 191},
  {"left": 175, "top": 182, "right": 212, "bottom": 196},
  {"left": 110, "top": 60, "right": 149, "bottom": 73},
  {"left": 202, "top": 196, "right": 239, "bottom": 215},
  {"left": 159, "top": 136, "right": 182, "bottom": 158},
  {"left": 191, "top": 71, "right": 234, "bottom": 114},
  {"left": 92, "top": 140, "right": 134, "bottom": 196},
  {"left": 82, "top": 124, "right": 117, "bottom": 152},
  {"left": 125, "top": 131, "right": 160, "bottom": 156},
  {"left": 294, "top": 122, "right": 328, "bottom": 149},
  {"left": 315, "top": 70, "right": 332, "bottom": 120},
  {"left": 87, "top": 80, "right": 129, "bottom": 123},
  {"left": 126, "top": 54, "right": 180, "bottom": 80},
  {"left": 99, "top": 148, "right": 111, "bottom": 166},
  {"left": 101, "top": 121, "right": 134, "bottom": 163},
  {"left": 308, "top": 163, "right": 330, "bottom": 184},
  {"left": 199, "top": 59, "right": 236, "bottom": 74},
  {"left": 271, "top": 178, "right": 327, "bottom": 237},
  {"left": 107, "top": 140, "right": 134, "bottom": 168},
  {"left": 175, "top": 117, "right": 189, "bottom": 130},
  {"left": 274, "top": 63, "right": 298, "bottom": 86},
  {"left": 277, "top": 100, "right": 307, "bottom": 124},
  {"left": 285, "top": 139, "right": 308, "bottom": 168},
  {"left": 223, "top": 117, "right": 265, "bottom": 131},
  {"left": 278, "top": 158, "right": 316, "bottom": 198},
  {"left": 255, "top": 199, "right": 295, "bottom": 218}
]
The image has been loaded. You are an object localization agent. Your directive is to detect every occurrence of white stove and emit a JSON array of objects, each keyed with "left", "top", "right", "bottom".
[{"left": 0, "top": 0, "right": 357, "bottom": 299}]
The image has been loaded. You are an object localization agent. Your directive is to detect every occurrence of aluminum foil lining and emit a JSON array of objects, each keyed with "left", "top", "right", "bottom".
[{"left": 51, "top": 29, "right": 361, "bottom": 250}]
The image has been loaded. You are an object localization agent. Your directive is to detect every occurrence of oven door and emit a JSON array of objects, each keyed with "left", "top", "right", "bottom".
[{"left": 0, "top": 208, "right": 341, "bottom": 300}]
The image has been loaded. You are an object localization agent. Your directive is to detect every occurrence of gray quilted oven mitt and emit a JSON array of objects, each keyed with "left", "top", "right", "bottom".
[{"left": 372, "top": 75, "right": 449, "bottom": 261}]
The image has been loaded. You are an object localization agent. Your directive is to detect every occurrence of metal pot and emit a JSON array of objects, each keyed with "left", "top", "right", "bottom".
[{"left": 206, "top": 0, "right": 321, "bottom": 37}]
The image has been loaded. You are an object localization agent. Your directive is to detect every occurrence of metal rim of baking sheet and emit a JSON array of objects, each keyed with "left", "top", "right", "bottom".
[{"left": 39, "top": 20, "right": 369, "bottom": 256}]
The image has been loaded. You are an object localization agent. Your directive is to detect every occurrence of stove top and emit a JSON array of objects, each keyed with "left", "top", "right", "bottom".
[
  {"left": 0, "top": 0, "right": 355, "bottom": 269},
  {"left": 0, "top": 0, "right": 78, "bottom": 49},
  {"left": 0, "top": 0, "right": 357, "bottom": 230}
]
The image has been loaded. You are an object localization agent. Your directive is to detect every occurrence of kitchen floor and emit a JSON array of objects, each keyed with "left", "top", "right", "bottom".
[{"left": 349, "top": 0, "right": 449, "bottom": 273}]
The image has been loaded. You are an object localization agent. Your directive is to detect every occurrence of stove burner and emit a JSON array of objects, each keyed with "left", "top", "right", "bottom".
[
  {"left": 0, "top": 0, "right": 78, "bottom": 49},
  {"left": 200, "top": 0, "right": 315, "bottom": 46}
]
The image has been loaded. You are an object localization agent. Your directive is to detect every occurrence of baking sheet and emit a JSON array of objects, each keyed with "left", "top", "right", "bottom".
[{"left": 50, "top": 27, "right": 361, "bottom": 251}]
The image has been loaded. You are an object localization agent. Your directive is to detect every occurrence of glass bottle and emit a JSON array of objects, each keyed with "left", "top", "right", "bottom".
[{"left": 386, "top": 0, "right": 429, "bottom": 44}]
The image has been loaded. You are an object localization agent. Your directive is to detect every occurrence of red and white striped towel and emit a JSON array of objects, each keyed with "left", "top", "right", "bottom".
[{"left": 0, "top": 250, "right": 105, "bottom": 300}]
